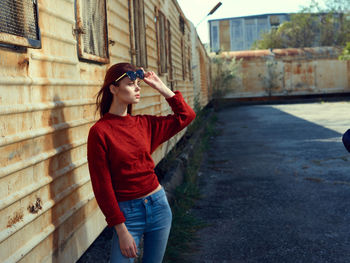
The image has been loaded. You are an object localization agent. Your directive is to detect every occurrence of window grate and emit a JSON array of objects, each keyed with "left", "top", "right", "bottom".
[
  {"left": 0, "top": 0, "right": 41, "bottom": 48},
  {"left": 81, "top": 0, "right": 107, "bottom": 58},
  {"left": 76, "top": 0, "right": 109, "bottom": 63}
]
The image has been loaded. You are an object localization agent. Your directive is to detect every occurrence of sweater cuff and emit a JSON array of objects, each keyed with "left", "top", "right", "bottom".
[
  {"left": 106, "top": 213, "right": 126, "bottom": 227},
  {"left": 165, "top": 91, "right": 183, "bottom": 106}
]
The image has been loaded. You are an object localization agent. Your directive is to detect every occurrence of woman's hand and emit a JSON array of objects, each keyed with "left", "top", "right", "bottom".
[
  {"left": 143, "top": 70, "right": 163, "bottom": 90},
  {"left": 115, "top": 224, "right": 138, "bottom": 258},
  {"left": 142, "top": 69, "right": 175, "bottom": 98}
]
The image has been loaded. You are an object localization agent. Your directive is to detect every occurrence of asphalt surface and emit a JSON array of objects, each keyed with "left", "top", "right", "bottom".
[
  {"left": 186, "top": 101, "right": 350, "bottom": 263},
  {"left": 77, "top": 101, "right": 350, "bottom": 263}
]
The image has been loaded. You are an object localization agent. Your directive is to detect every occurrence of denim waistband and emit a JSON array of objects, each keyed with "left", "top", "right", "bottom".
[{"left": 118, "top": 187, "right": 166, "bottom": 208}]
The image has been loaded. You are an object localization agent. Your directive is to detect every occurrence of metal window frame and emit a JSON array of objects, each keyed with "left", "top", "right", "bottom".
[
  {"left": 74, "top": 0, "right": 109, "bottom": 64},
  {"left": 0, "top": 0, "right": 41, "bottom": 49}
]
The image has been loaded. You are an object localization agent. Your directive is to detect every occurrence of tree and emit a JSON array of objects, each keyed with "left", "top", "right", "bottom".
[
  {"left": 210, "top": 55, "right": 241, "bottom": 98},
  {"left": 252, "top": 0, "right": 350, "bottom": 50},
  {"left": 339, "top": 42, "right": 350, "bottom": 60},
  {"left": 325, "top": 0, "right": 350, "bottom": 13}
]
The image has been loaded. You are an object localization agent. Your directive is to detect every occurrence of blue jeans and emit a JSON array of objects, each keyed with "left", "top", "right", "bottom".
[{"left": 110, "top": 188, "right": 172, "bottom": 263}]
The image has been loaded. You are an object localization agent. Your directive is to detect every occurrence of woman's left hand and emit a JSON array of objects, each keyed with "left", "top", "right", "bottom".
[
  {"left": 142, "top": 70, "right": 164, "bottom": 91},
  {"left": 142, "top": 69, "right": 175, "bottom": 98}
]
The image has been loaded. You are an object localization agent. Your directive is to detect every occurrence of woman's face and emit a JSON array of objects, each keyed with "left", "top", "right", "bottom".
[{"left": 111, "top": 76, "right": 141, "bottom": 105}]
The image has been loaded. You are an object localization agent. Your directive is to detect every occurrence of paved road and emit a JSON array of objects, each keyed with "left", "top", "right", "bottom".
[{"left": 186, "top": 101, "right": 350, "bottom": 263}]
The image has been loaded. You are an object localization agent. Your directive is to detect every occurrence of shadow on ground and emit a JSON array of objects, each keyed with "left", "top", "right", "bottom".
[{"left": 186, "top": 103, "right": 350, "bottom": 263}]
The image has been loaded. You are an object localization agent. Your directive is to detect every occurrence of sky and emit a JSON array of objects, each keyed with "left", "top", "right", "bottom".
[{"left": 177, "top": 0, "right": 326, "bottom": 44}]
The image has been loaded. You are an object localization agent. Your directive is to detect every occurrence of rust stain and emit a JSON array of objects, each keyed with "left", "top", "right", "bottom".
[
  {"left": 294, "top": 64, "right": 302, "bottom": 74},
  {"left": 307, "top": 65, "right": 313, "bottom": 74},
  {"left": 28, "top": 197, "right": 43, "bottom": 214},
  {"left": 274, "top": 48, "right": 301, "bottom": 57},
  {"left": 7, "top": 210, "right": 24, "bottom": 228},
  {"left": 18, "top": 57, "right": 29, "bottom": 68},
  {"left": 18, "top": 57, "right": 29, "bottom": 75}
]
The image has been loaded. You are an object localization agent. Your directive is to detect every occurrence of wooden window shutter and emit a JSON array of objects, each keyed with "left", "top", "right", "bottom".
[
  {"left": 133, "top": 0, "right": 147, "bottom": 67},
  {"left": 159, "top": 11, "right": 167, "bottom": 73},
  {"left": 167, "top": 19, "right": 173, "bottom": 88},
  {"left": 155, "top": 8, "right": 167, "bottom": 74}
]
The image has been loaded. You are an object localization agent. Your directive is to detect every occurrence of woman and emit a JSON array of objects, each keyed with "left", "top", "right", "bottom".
[{"left": 87, "top": 63, "right": 196, "bottom": 262}]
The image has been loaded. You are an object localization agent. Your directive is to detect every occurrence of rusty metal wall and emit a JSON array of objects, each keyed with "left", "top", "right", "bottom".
[
  {"left": 0, "top": 0, "right": 210, "bottom": 262},
  {"left": 212, "top": 47, "right": 350, "bottom": 98}
]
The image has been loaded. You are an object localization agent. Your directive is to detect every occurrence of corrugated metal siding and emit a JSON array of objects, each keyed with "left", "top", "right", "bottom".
[
  {"left": 0, "top": 0, "right": 210, "bottom": 262},
  {"left": 190, "top": 22, "right": 210, "bottom": 108}
]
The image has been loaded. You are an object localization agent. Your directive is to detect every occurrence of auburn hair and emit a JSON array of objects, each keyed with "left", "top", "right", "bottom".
[{"left": 96, "top": 63, "right": 137, "bottom": 118}]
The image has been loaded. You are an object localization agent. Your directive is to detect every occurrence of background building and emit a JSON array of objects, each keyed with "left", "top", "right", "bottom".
[{"left": 209, "top": 13, "right": 290, "bottom": 52}]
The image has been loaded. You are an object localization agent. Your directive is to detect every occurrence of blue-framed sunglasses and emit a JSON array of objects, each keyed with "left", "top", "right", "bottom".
[{"left": 114, "top": 69, "right": 144, "bottom": 83}]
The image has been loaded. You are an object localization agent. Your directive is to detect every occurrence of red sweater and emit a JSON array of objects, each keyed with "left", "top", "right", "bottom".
[{"left": 87, "top": 91, "right": 196, "bottom": 226}]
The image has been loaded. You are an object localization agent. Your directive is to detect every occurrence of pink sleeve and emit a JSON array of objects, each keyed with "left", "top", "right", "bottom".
[
  {"left": 87, "top": 126, "right": 126, "bottom": 226},
  {"left": 148, "top": 91, "right": 196, "bottom": 153}
]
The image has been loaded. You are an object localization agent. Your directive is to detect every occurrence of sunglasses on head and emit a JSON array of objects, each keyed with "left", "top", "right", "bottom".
[{"left": 114, "top": 69, "right": 144, "bottom": 83}]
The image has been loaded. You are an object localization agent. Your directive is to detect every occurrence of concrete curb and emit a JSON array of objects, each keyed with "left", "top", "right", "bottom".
[{"left": 211, "top": 92, "right": 350, "bottom": 110}]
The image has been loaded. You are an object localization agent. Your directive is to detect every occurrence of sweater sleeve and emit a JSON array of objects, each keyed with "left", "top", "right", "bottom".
[
  {"left": 87, "top": 126, "right": 126, "bottom": 227},
  {"left": 148, "top": 91, "right": 196, "bottom": 153}
]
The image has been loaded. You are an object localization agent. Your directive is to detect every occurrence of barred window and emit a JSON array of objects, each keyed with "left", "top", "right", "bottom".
[
  {"left": 133, "top": 0, "right": 147, "bottom": 67},
  {"left": 75, "top": 0, "right": 109, "bottom": 63},
  {"left": 0, "top": 0, "right": 41, "bottom": 49}
]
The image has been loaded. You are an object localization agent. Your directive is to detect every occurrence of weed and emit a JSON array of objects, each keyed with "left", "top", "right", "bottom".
[{"left": 163, "top": 110, "right": 218, "bottom": 263}]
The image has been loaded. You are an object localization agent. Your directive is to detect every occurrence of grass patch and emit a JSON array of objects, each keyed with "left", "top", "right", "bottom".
[{"left": 163, "top": 110, "right": 218, "bottom": 263}]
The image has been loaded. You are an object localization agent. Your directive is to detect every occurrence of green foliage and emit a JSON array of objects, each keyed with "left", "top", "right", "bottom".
[
  {"left": 261, "top": 60, "right": 283, "bottom": 96},
  {"left": 210, "top": 55, "right": 242, "bottom": 98},
  {"left": 339, "top": 42, "right": 350, "bottom": 60},
  {"left": 252, "top": 28, "right": 283, "bottom": 49},
  {"left": 253, "top": 0, "right": 350, "bottom": 50}
]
